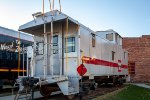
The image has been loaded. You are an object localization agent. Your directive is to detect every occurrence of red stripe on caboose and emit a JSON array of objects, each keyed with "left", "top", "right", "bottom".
[{"left": 82, "top": 56, "right": 128, "bottom": 69}]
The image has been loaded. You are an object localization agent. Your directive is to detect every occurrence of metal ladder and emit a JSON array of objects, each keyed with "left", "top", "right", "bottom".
[{"left": 14, "top": 87, "right": 33, "bottom": 100}]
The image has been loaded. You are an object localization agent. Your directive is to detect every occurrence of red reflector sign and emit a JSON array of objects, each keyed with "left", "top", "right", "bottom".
[{"left": 77, "top": 64, "right": 87, "bottom": 76}]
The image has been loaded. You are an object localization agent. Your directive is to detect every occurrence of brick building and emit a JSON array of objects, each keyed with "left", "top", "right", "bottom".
[{"left": 123, "top": 35, "right": 150, "bottom": 82}]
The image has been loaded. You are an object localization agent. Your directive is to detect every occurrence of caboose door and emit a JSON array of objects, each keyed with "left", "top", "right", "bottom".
[{"left": 53, "top": 35, "right": 61, "bottom": 75}]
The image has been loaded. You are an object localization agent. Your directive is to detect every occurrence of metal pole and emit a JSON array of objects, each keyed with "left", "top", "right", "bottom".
[
  {"left": 62, "top": 23, "right": 64, "bottom": 75},
  {"left": 77, "top": 25, "right": 80, "bottom": 66},
  {"left": 65, "top": 17, "right": 68, "bottom": 75},
  {"left": 23, "top": 45, "right": 24, "bottom": 76},
  {"left": 27, "top": 54, "right": 29, "bottom": 77},
  {"left": 18, "top": 31, "right": 21, "bottom": 76},
  {"left": 59, "top": 0, "right": 62, "bottom": 12},
  {"left": 50, "top": 0, "right": 54, "bottom": 76},
  {"left": 49, "top": 0, "right": 52, "bottom": 11},
  {"left": 79, "top": 60, "right": 83, "bottom": 100},
  {"left": 44, "top": 23, "right": 47, "bottom": 79},
  {"left": 52, "top": 0, "right": 54, "bottom": 11},
  {"left": 42, "top": 0, "right": 45, "bottom": 15},
  {"left": 51, "top": 17, "right": 54, "bottom": 76}
]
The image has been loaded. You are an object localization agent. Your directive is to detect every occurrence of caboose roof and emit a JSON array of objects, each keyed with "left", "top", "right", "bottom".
[
  {"left": 19, "top": 10, "right": 94, "bottom": 34},
  {"left": 96, "top": 29, "right": 123, "bottom": 39}
]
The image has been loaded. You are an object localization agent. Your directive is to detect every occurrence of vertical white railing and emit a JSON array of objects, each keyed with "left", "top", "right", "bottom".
[
  {"left": 23, "top": 45, "right": 25, "bottom": 76},
  {"left": 44, "top": 24, "right": 47, "bottom": 79},
  {"left": 50, "top": 0, "right": 54, "bottom": 76}
]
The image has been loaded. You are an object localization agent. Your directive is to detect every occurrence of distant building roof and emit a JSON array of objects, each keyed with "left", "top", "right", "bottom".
[{"left": 0, "top": 26, "right": 33, "bottom": 42}]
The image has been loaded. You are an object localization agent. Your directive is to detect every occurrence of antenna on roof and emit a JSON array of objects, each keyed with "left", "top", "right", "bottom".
[
  {"left": 42, "top": 0, "right": 45, "bottom": 15},
  {"left": 59, "top": 0, "right": 62, "bottom": 12},
  {"left": 52, "top": 0, "right": 54, "bottom": 11},
  {"left": 49, "top": 0, "right": 52, "bottom": 11},
  {"left": 48, "top": 0, "right": 62, "bottom": 12}
]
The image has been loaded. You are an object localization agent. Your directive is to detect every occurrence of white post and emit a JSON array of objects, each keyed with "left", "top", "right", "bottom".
[
  {"left": 51, "top": 17, "right": 54, "bottom": 76},
  {"left": 27, "top": 53, "right": 29, "bottom": 77},
  {"left": 44, "top": 24, "right": 47, "bottom": 79},
  {"left": 23, "top": 45, "right": 25, "bottom": 76},
  {"left": 77, "top": 25, "right": 81, "bottom": 66},
  {"left": 52, "top": 0, "right": 54, "bottom": 11}
]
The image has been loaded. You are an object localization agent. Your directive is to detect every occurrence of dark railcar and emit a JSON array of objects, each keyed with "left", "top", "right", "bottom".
[{"left": 0, "top": 26, "right": 33, "bottom": 87}]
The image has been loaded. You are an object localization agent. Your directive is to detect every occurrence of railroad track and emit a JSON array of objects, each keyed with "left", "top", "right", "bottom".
[{"left": 33, "top": 84, "right": 126, "bottom": 100}]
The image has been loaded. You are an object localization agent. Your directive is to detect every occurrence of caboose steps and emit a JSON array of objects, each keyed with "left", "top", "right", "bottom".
[
  {"left": 58, "top": 80, "right": 79, "bottom": 95},
  {"left": 44, "top": 75, "right": 68, "bottom": 84}
]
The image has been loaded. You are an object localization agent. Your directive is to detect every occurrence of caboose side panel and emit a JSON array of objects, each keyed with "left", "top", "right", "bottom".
[{"left": 80, "top": 31, "right": 128, "bottom": 79}]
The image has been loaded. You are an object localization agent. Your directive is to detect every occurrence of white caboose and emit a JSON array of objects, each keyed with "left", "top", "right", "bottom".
[{"left": 15, "top": 10, "right": 128, "bottom": 99}]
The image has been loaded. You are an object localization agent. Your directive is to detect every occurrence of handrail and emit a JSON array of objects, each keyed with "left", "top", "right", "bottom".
[
  {"left": 18, "top": 31, "right": 21, "bottom": 76},
  {"left": 66, "top": 17, "right": 69, "bottom": 75}
]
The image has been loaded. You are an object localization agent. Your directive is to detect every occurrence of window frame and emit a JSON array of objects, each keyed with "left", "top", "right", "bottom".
[
  {"left": 106, "top": 33, "right": 113, "bottom": 41},
  {"left": 36, "top": 42, "right": 44, "bottom": 55},
  {"left": 65, "top": 37, "right": 76, "bottom": 53},
  {"left": 92, "top": 33, "right": 96, "bottom": 47},
  {"left": 112, "top": 51, "right": 115, "bottom": 61},
  {"left": 124, "top": 52, "right": 126, "bottom": 59},
  {"left": 53, "top": 35, "right": 59, "bottom": 54}
]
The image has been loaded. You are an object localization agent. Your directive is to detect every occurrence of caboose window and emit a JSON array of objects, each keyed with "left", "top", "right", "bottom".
[
  {"left": 36, "top": 42, "right": 44, "bottom": 55},
  {"left": 112, "top": 51, "right": 115, "bottom": 61},
  {"left": 0, "top": 52, "right": 2, "bottom": 59},
  {"left": 106, "top": 33, "right": 113, "bottom": 41},
  {"left": 65, "top": 37, "right": 75, "bottom": 53},
  {"left": 124, "top": 52, "right": 126, "bottom": 59},
  {"left": 53, "top": 35, "right": 58, "bottom": 54},
  {"left": 92, "top": 34, "right": 96, "bottom": 47},
  {"left": 16, "top": 54, "right": 18, "bottom": 60}
]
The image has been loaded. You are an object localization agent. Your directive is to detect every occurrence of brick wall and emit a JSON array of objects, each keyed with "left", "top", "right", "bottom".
[{"left": 123, "top": 35, "right": 150, "bottom": 82}]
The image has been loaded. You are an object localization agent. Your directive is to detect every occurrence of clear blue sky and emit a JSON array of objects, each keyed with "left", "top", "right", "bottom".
[{"left": 0, "top": 0, "right": 150, "bottom": 37}]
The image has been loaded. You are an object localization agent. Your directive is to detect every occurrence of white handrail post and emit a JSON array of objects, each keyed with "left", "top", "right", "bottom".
[
  {"left": 23, "top": 45, "right": 25, "bottom": 76},
  {"left": 51, "top": 17, "right": 54, "bottom": 76},
  {"left": 44, "top": 23, "right": 47, "bottom": 79}
]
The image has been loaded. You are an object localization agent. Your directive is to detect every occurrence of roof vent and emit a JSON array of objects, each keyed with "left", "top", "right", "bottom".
[{"left": 32, "top": 12, "right": 43, "bottom": 18}]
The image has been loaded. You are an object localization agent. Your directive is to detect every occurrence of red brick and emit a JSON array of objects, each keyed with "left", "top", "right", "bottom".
[{"left": 123, "top": 35, "right": 150, "bottom": 82}]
